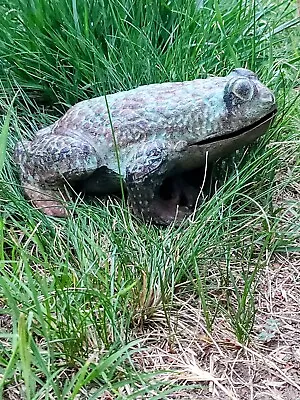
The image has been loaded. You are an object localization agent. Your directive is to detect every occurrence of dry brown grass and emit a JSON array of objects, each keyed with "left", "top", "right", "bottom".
[{"left": 125, "top": 251, "right": 300, "bottom": 399}]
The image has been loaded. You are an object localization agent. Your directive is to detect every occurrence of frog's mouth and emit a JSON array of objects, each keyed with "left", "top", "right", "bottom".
[{"left": 190, "top": 108, "right": 277, "bottom": 147}]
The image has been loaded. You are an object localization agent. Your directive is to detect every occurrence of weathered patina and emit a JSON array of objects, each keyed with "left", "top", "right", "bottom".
[{"left": 15, "top": 68, "right": 276, "bottom": 224}]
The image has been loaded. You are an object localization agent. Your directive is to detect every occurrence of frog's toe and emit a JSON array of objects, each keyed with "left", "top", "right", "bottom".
[
  {"left": 36, "top": 201, "right": 69, "bottom": 217},
  {"left": 23, "top": 184, "right": 69, "bottom": 217}
]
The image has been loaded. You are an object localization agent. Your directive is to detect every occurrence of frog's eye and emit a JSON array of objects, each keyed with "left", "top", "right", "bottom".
[{"left": 231, "top": 78, "right": 254, "bottom": 101}]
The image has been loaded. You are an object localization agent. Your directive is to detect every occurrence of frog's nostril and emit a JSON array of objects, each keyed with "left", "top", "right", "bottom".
[{"left": 260, "top": 92, "right": 275, "bottom": 104}]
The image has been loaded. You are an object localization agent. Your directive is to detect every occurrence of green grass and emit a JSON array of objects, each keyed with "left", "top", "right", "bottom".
[{"left": 0, "top": 0, "right": 299, "bottom": 398}]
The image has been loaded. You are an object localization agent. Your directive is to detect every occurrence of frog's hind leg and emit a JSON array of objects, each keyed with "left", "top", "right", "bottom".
[{"left": 15, "top": 134, "right": 100, "bottom": 216}]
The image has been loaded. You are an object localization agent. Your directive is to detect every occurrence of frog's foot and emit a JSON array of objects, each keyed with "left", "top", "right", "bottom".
[
  {"left": 128, "top": 166, "right": 212, "bottom": 225},
  {"left": 127, "top": 175, "right": 199, "bottom": 225},
  {"left": 24, "top": 183, "right": 68, "bottom": 217}
]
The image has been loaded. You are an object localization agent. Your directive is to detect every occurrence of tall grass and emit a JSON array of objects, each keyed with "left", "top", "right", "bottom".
[
  {"left": 0, "top": 0, "right": 299, "bottom": 397},
  {"left": 0, "top": 0, "right": 298, "bottom": 105}
]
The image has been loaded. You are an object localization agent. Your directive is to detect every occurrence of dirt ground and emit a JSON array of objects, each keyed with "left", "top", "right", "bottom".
[{"left": 127, "top": 251, "right": 299, "bottom": 400}]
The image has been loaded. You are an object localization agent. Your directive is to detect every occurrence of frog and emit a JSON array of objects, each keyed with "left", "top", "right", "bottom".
[{"left": 14, "top": 68, "right": 276, "bottom": 225}]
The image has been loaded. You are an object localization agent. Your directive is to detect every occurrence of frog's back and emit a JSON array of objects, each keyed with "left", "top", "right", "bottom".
[{"left": 51, "top": 78, "right": 226, "bottom": 148}]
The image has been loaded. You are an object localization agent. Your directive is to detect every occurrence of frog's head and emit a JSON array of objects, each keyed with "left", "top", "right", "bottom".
[
  {"left": 157, "top": 70, "right": 276, "bottom": 224},
  {"left": 205, "top": 68, "right": 276, "bottom": 141},
  {"left": 181, "top": 68, "right": 277, "bottom": 167},
  {"left": 221, "top": 68, "right": 276, "bottom": 134}
]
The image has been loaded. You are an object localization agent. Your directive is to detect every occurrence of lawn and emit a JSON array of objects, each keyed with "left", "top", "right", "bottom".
[{"left": 0, "top": 0, "right": 299, "bottom": 398}]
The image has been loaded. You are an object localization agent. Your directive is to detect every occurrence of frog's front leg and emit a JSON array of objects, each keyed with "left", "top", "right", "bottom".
[
  {"left": 15, "top": 134, "right": 100, "bottom": 216},
  {"left": 126, "top": 143, "right": 191, "bottom": 225}
]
